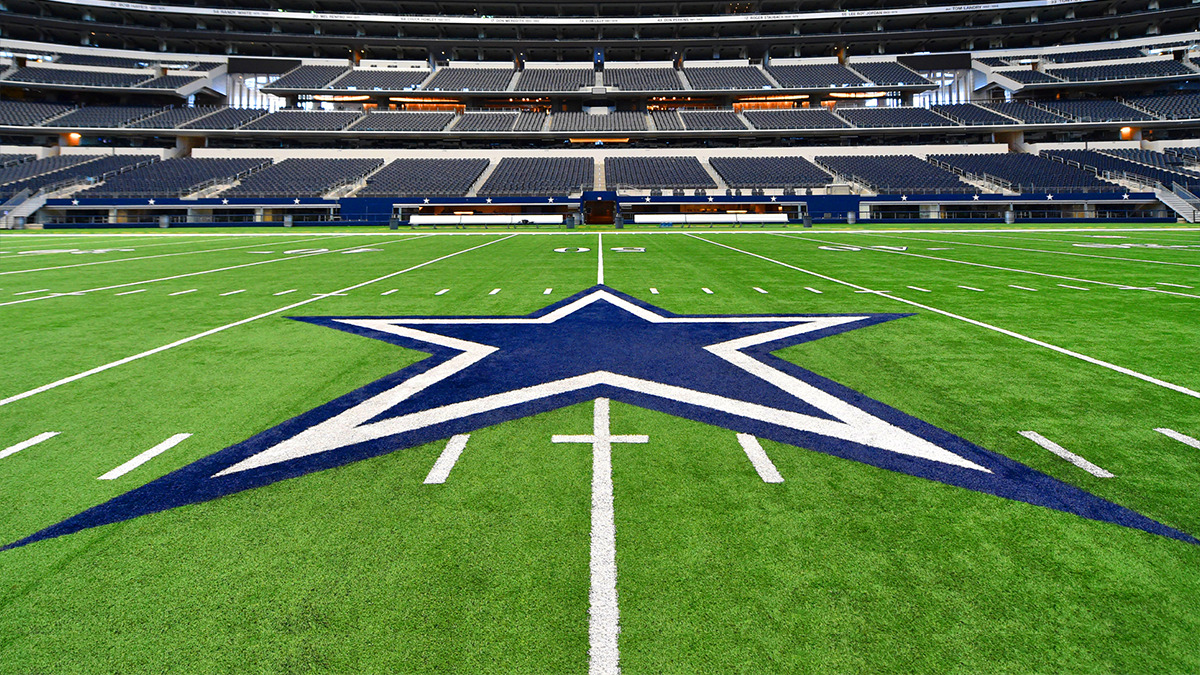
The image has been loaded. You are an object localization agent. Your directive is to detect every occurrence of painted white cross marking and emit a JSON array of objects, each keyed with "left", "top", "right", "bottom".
[
  {"left": 958, "top": 286, "right": 985, "bottom": 292},
  {"left": 702, "top": 287, "right": 714, "bottom": 294},
  {"left": 115, "top": 289, "right": 146, "bottom": 296},
  {"left": 1157, "top": 283, "right": 1193, "bottom": 289},
  {"left": 489, "top": 288, "right": 501, "bottom": 295},
  {"left": 274, "top": 289, "right": 297, "bottom": 296},
  {"left": 552, "top": 398, "right": 647, "bottom": 675},
  {"left": 423, "top": 434, "right": 470, "bottom": 484},
  {"left": 1019, "top": 431, "right": 1113, "bottom": 478},
  {"left": 907, "top": 286, "right": 931, "bottom": 293},
  {"left": 1058, "top": 284, "right": 1090, "bottom": 291},
  {"left": 98, "top": 433, "right": 192, "bottom": 480},
  {"left": 804, "top": 287, "right": 823, "bottom": 294},
  {"left": 220, "top": 290, "right": 246, "bottom": 296},
  {"left": 649, "top": 288, "right": 659, "bottom": 295},
  {"left": 13, "top": 289, "right": 49, "bottom": 296},
  {"left": 169, "top": 289, "right": 198, "bottom": 296},
  {"left": 544, "top": 288, "right": 554, "bottom": 295},
  {"left": 0, "top": 432, "right": 59, "bottom": 460},
  {"left": 1009, "top": 285, "right": 1038, "bottom": 292},
  {"left": 381, "top": 289, "right": 398, "bottom": 296},
  {"left": 753, "top": 287, "right": 768, "bottom": 294},
  {"left": 435, "top": 289, "right": 450, "bottom": 296},
  {"left": 736, "top": 434, "right": 784, "bottom": 483},
  {"left": 1155, "top": 428, "right": 1200, "bottom": 450}
]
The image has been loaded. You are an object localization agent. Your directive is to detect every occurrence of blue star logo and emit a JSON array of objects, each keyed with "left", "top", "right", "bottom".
[{"left": 6, "top": 286, "right": 1194, "bottom": 549}]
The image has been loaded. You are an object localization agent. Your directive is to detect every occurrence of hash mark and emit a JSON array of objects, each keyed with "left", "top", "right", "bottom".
[
  {"left": 907, "top": 286, "right": 931, "bottom": 293},
  {"left": 1019, "top": 431, "right": 1113, "bottom": 478}
]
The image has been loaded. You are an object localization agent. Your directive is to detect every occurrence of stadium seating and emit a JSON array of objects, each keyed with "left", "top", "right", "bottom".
[
  {"left": 604, "top": 68, "right": 683, "bottom": 91},
  {"left": 139, "top": 75, "right": 204, "bottom": 89},
  {"left": 78, "top": 157, "right": 270, "bottom": 198},
  {"left": 1101, "top": 148, "right": 1192, "bottom": 169},
  {"left": 453, "top": 112, "right": 519, "bottom": 132},
  {"left": 1034, "top": 100, "right": 1154, "bottom": 122},
  {"left": 930, "top": 153, "right": 1114, "bottom": 192},
  {"left": 743, "top": 109, "right": 850, "bottom": 130},
  {"left": 604, "top": 157, "right": 716, "bottom": 189},
  {"left": 1045, "top": 60, "right": 1193, "bottom": 82},
  {"left": 358, "top": 158, "right": 490, "bottom": 197},
  {"left": 550, "top": 112, "right": 646, "bottom": 132},
  {"left": 684, "top": 66, "right": 772, "bottom": 90},
  {"left": 270, "top": 65, "right": 348, "bottom": 89},
  {"left": 180, "top": 108, "right": 268, "bottom": 130},
  {"left": 44, "top": 106, "right": 162, "bottom": 128},
  {"left": 478, "top": 157, "right": 594, "bottom": 196},
  {"left": 680, "top": 111, "right": 746, "bottom": 131},
  {"left": 348, "top": 112, "right": 455, "bottom": 132},
  {"left": 0, "top": 155, "right": 157, "bottom": 200},
  {"left": 513, "top": 112, "right": 547, "bottom": 132},
  {"left": 1042, "top": 149, "right": 1200, "bottom": 190},
  {"left": 835, "top": 107, "right": 951, "bottom": 128},
  {"left": 0, "top": 101, "right": 73, "bottom": 126},
  {"left": 240, "top": 111, "right": 363, "bottom": 131},
  {"left": 127, "top": 107, "right": 221, "bottom": 129},
  {"left": 424, "top": 68, "right": 513, "bottom": 91},
  {"left": 710, "top": 156, "right": 831, "bottom": 188},
  {"left": 976, "top": 57, "right": 1014, "bottom": 67},
  {"left": 0, "top": 155, "right": 99, "bottom": 190},
  {"left": 330, "top": 70, "right": 430, "bottom": 91},
  {"left": 1125, "top": 93, "right": 1200, "bottom": 120},
  {"left": 1043, "top": 47, "right": 1146, "bottom": 63},
  {"left": 516, "top": 69, "right": 594, "bottom": 92},
  {"left": 930, "top": 104, "right": 1015, "bottom": 125},
  {"left": 650, "top": 111, "right": 684, "bottom": 131},
  {"left": 0, "top": 154, "right": 34, "bottom": 168},
  {"left": 765, "top": 64, "right": 867, "bottom": 88},
  {"left": 979, "top": 101, "right": 1070, "bottom": 124},
  {"left": 816, "top": 155, "right": 972, "bottom": 193},
  {"left": 850, "top": 62, "right": 931, "bottom": 85},
  {"left": 995, "top": 69, "right": 1061, "bottom": 84},
  {"left": 223, "top": 158, "right": 384, "bottom": 198},
  {"left": 3, "top": 68, "right": 154, "bottom": 88}
]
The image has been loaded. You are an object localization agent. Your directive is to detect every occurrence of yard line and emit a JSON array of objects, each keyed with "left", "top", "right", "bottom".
[
  {"left": 1018, "top": 431, "right": 1113, "bottom": 478},
  {"left": 736, "top": 434, "right": 784, "bottom": 483},
  {"left": 0, "top": 432, "right": 59, "bottom": 460},
  {"left": 907, "top": 286, "right": 932, "bottom": 292},
  {"left": 688, "top": 235, "right": 1200, "bottom": 401},
  {"left": 0, "top": 234, "right": 339, "bottom": 277},
  {"left": 435, "top": 288, "right": 450, "bottom": 295},
  {"left": 1010, "top": 285, "right": 1038, "bottom": 292},
  {"left": 0, "top": 235, "right": 517, "bottom": 409},
  {"left": 959, "top": 285, "right": 985, "bottom": 292},
  {"left": 702, "top": 287, "right": 714, "bottom": 294},
  {"left": 649, "top": 288, "right": 659, "bottom": 294},
  {"left": 1155, "top": 428, "right": 1200, "bottom": 450},
  {"left": 597, "top": 232, "right": 605, "bottom": 285},
  {"left": 274, "top": 289, "right": 297, "bottom": 296},
  {"left": 169, "top": 289, "right": 197, "bottom": 296},
  {"left": 423, "top": 434, "right": 470, "bottom": 484},
  {"left": 219, "top": 289, "right": 246, "bottom": 296},
  {"left": 868, "top": 232, "right": 1200, "bottom": 270},
  {"left": 115, "top": 289, "right": 146, "bottom": 296},
  {"left": 753, "top": 287, "right": 768, "bottom": 294},
  {"left": 544, "top": 288, "right": 553, "bottom": 295},
  {"left": 1158, "top": 282, "right": 1193, "bottom": 288},
  {"left": 489, "top": 288, "right": 501, "bottom": 295},
  {"left": 1058, "top": 284, "right": 1091, "bottom": 291},
  {"left": 13, "top": 289, "right": 49, "bottom": 295},
  {"left": 98, "top": 433, "right": 192, "bottom": 481},
  {"left": 0, "top": 236, "right": 429, "bottom": 309},
  {"left": 805, "top": 287, "right": 823, "bottom": 294}
]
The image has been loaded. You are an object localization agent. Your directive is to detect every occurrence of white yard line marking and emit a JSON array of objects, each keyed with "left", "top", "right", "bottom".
[
  {"left": 870, "top": 232, "right": 1200, "bottom": 270},
  {"left": 702, "top": 287, "right": 714, "bottom": 294},
  {"left": 489, "top": 288, "right": 501, "bottom": 295},
  {"left": 928, "top": 247, "right": 952, "bottom": 251},
  {"left": 650, "top": 288, "right": 659, "bottom": 294},
  {"left": 804, "top": 287, "right": 823, "bottom": 294},
  {"left": 544, "top": 288, "right": 554, "bottom": 295},
  {"left": 219, "top": 289, "right": 246, "bottom": 296},
  {"left": 312, "top": 292, "right": 348, "bottom": 296},
  {"left": 753, "top": 287, "right": 768, "bottom": 294},
  {"left": 1009, "top": 285, "right": 1038, "bottom": 292},
  {"left": 274, "top": 289, "right": 297, "bottom": 296},
  {"left": 1058, "top": 284, "right": 1091, "bottom": 291},
  {"left": 381, "top": 289, "right": 398, "bottom": 296},
  {"left": 736, "top": 434, "right": 784, "bottom": 483},
  {"left": 689, "top": 235, "right": 1200, "bottom": 401},
  {"left": 0, "top": 432, "right": 59, "bottom": 460},
  {"left": 1155, "top": 428, "right": 1200, "bottom": 450},
  {"left": 169, "top": 289, "right": 197, "bottom": 296},
  {"left": 1158, "top": 282, "right": 1193, "bottom": 288},
  {"left": 1018, "top": 431, "right": 1113, "bottom": 478},
  {"left": 907, "top": 286, "right": 931, "bottom": 293},
  {"left": 435, "top": 288, "right": 450, "bottom": 295},
  {"left": 0, "top": 236, "right": 428, "bottom": 309},
  {"left": 423, "top": 434, "right": 470, "bottom": 484},
  {"left": 551, "top": 398, "right": 646, "bottom": 675},
  {"left": 959, "top": 285, "right": 984, "bottom": 292},
  {"left": 98, "top": 433, "right": 192, "bottom": 480},
  {"left": 0, "top": 236, "right": 518, "bottom": 409},
  {"left": 13, "top": 289, "right": 48, "bottom": 296},
  {"left": 115, "top": 289, "right": 146, "bottom": 296},
  {"left": 597, "top": 233, "right": 605, "bottom": 285}
]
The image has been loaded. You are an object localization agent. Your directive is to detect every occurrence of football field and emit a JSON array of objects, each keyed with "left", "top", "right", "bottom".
[{"left": 2, "top": 226, "right": 1199, "bottom": 673}]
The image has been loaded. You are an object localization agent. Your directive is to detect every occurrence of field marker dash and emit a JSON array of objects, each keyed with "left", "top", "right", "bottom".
[
  {"left": 274, "top": 289, "right": 297, "bottom": 296},
  {"left": 435, "top": 288, "right": 450, "bottom": 295},
  {"left": 544, "top": 288, "right": 553, "bottom": 295},
  {"left": 959, "top": 285, "right": 984, "bottom": 292},
  {"left": 424, "top": 434, "right": 470, "bottom": 484},
  {"left": 1019, "top": 431, "right": 1113, "bottom": 478},
  {"left": 907, "top": 286, "right": 931, "bottom": 293},
  {"left": 736, "top": 434, "right": 784, "bottom": 483},
  {"left": 702, "top": 287, "right": 714, "bottom": 294},
  {"left": 0, "top": 432, "right": 59, "bottom": 460},
  {"left": 753, "top": 287, "right": 768, "bottom": 294},
  {"left": 1009, "top": 285, "right": 1038, "bottom": 292},
  {"left": 805, "top": 287, "right": 823, "bottom": 294},
  {"left": 1058, "top": 284, "right": 1091, "bottom": 291},
  {"left": 219, "top": 289, "right": 246, "bottom": 296},
  {"left": 1155, "top": 428, "right": 1200, "bottom": 450},
  {"left": 13, "top": 289, "right": 48, "bottom": 296},
  {"left": 169, "top": 289, "right": 198, "bottom": 296},
  {"left": 489, "top": 288, "right": 501, "bottom": 295},
  {"left": 650, "top": 288, "right": 659, "bottom": 294},
  {"left": 1158, "top": 282, "right": 1193, "bottom": 289},
  {"left": 381, "top": 289, "right": 398, "bottom": 296},
  {"left": 98, "top": 433, "right": 192, "bottom": 480},
  {"left": 115, "top": 289, "right": 146, "bottom": 296}
]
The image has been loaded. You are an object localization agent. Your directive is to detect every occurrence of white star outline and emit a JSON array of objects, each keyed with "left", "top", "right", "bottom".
[{"left": 215, "top": 290, "right": 990, "bottom": 477}]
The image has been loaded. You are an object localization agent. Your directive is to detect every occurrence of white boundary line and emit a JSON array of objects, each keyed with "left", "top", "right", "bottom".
[
  {"left": 1018, "top": 431, "right": 1113, "bottom": 478},
  {"left": 98, "top": 433, "right": 192, "bottom": 480},
  {"left": 736, "top": 434, "right": 784, "bottom": 483},
  {"left": 0, "top": 431, "right": 59, "bottom": 460},
  {"left": 0, "top": 235, "right": 517, "bottom": 409},
  {"left": 687, "top": 234, "right": 1200, "bottom": 401},
  {"left": 423, "top": 434, "right": 470, "bottom": 484},
  {"left": 1155, "top": 428, "right": 1200, "bottom": 450}
]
